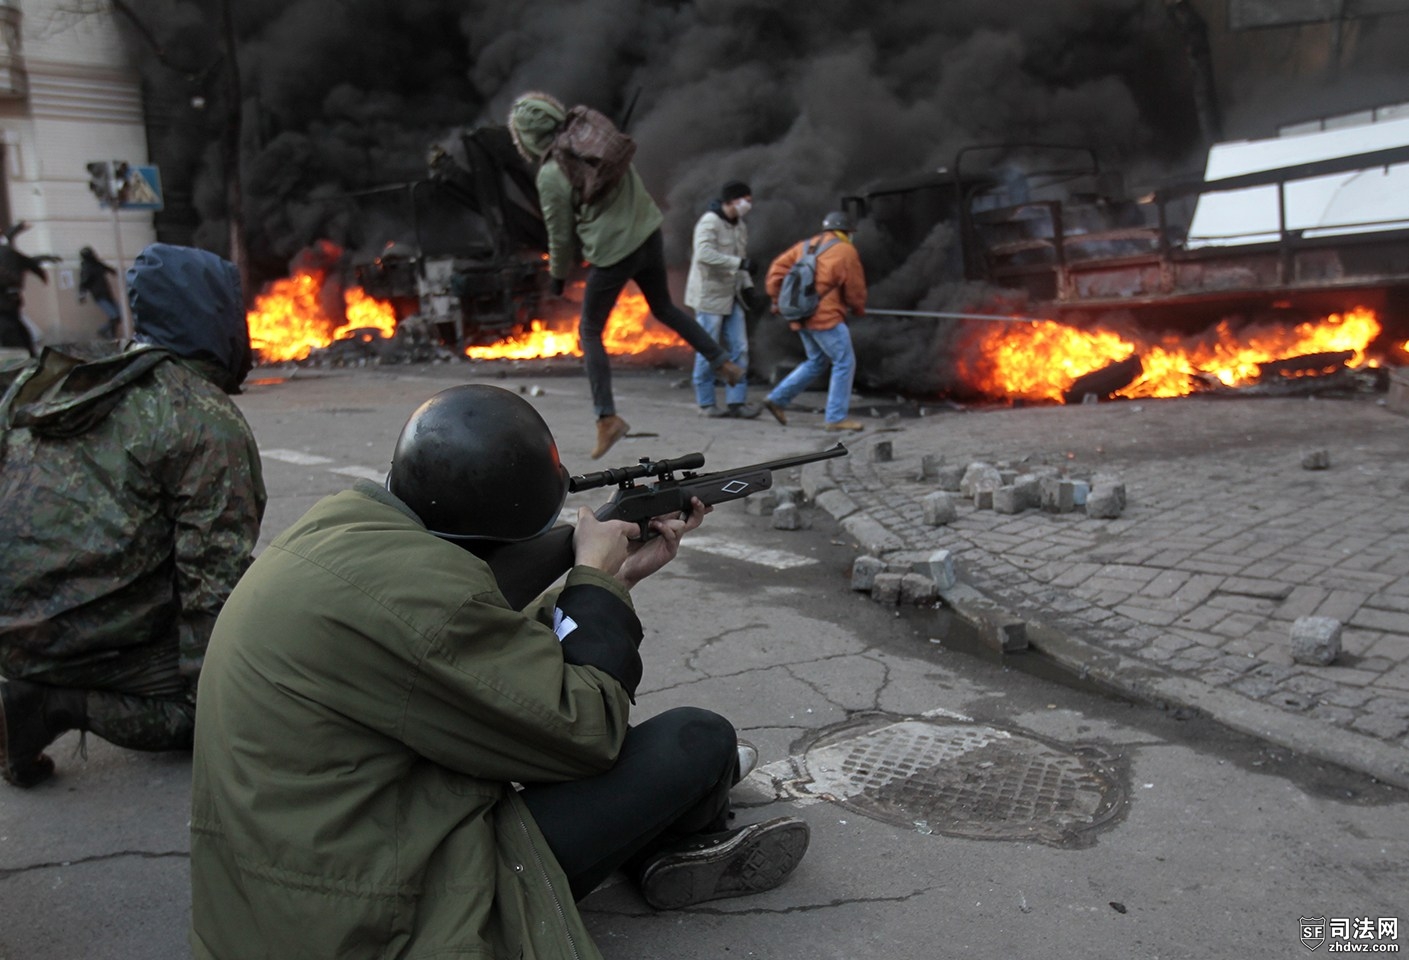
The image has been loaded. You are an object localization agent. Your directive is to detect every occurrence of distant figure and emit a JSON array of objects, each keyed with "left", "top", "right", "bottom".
[
  {"left": 0, "top": 244, "right": 266, "bottom": 788},
  {"left": 78, "top": 246, "right": 122, "bottom": 338},
  {"left": 762, "top": 211, "right": 868, "bottom": 432},
  {"left": 507, "top": 91, "right": 743, "bottom": 459},
  {"left": 685, "top": 180, "right": 761, "bottom": 420},
  {"left": 0, "top": 221, "right": 56, "bottom": 357}
]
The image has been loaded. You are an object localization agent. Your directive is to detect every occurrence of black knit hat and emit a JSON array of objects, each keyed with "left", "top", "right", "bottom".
[{"left": 720, "top": 180, "right": 752, "bottom": 202}]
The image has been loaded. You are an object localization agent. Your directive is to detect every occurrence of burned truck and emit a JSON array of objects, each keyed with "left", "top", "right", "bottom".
[
  {"left": 849, "top": 128, "right": 1409, "bottom": 343},
  {"left": 354, "top": 125, "right": 552, "bottom": 348}
]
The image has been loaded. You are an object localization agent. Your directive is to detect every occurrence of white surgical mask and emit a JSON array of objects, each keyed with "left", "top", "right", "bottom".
[{"left": 731, "top": 198, "right": 752, "bottom": 218}]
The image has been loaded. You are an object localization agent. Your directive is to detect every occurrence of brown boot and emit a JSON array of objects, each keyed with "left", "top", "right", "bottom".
[
  {"left": 591, "top": 414, "right": 631, "bottom": 459},
  {"left": 0, "top": 680, "right": 86, "bottom": 788},
  {"left": 717, "top": 360, "right": 745, "bottom": 387}
]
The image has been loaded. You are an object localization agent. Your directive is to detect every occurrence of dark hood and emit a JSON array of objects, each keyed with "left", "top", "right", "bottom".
[{"left": 128, "top": 244, "right": 251, "bottom": 393}]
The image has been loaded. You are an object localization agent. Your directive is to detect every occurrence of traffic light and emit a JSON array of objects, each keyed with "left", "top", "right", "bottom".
[
  {"left": 86, "top": 160, "right": 111, "bottom": 203},
  {"left": 84, "top": 160, "right": 134, "bottom": 207},
  {"left": 111, "top": 161, "right": 130, "bottom": 206}
]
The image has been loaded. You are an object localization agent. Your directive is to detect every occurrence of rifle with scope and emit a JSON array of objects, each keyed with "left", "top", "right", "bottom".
[{"left": 478, "top": 443, "right": 849, "bottom": 609}]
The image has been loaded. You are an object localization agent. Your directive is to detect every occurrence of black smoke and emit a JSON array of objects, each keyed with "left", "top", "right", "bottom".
[{"left": 120, "top": 0, "right": 1409, "bottom": 391}]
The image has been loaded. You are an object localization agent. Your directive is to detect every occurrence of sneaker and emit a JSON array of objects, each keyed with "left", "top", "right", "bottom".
[
  {"left": 762, "top": 400, "right": 788, "bottom": 426},
  {"left": 701, "top": 405, "right": 728, "bottom": 419},
  {"left": 735, "top": 737, "right": 759, "bottom": 784},
  {"left": 639, "top": 816, "right": 810, "bottom": 910},
  {"left": 730, "top": 403, "right": 762, "bottom": 420},
  {"left": 823, "top": 418, "right": 865, "bottom": 432},
  {"left": 0, "top": 680, "right": 83, "bottom": 788}
]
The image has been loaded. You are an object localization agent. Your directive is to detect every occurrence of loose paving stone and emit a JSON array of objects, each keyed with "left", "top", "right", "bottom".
[
  {"left": 871, "top": 572, "right": 903, "bottom": 605},
  {"left": 772, "top": 502, "right": 803, "bottom": 530},
  {"left": 1291, "top": 616, "right": 1342, "bottom": 665},
  {"left": 922, "top": 491, "right": 957, "bottom": 526},
  {"left": 851, "top": 555, "right": 886, "bottom": 592},
  {"left": 813, "top": 398, "right": 1409, "bottom": 787},
  {"left": 1301, "top": 448, "right": 1332, "bottom": 470}
]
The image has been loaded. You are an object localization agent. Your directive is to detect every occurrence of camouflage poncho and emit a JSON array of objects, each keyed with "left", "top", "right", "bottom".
[{"left": 0, "top": 340, "right": 265, "bottom": 679}]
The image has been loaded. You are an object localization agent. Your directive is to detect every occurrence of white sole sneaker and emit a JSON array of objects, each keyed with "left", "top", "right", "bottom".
[{"left": 639, "top": 816, "right": 811, "bottom": 910}]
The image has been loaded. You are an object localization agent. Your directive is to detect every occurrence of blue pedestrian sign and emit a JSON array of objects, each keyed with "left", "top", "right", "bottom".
[{"left": 120, "top": 165, "right": 163, "bottom": 211}]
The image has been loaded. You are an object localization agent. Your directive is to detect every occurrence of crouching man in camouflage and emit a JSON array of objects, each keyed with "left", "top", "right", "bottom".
[{"left": 0, "top": 244, "right": 266, "bottom": 787}]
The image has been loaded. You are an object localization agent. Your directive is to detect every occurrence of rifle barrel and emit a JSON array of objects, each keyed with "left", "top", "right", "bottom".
[{"left": 728, "top": 442, "right": 849, "bottom": 476}]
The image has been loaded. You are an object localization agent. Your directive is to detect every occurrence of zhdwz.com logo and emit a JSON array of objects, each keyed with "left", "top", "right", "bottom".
[{"left": 1301, "top": 917, "right": 1401, "bottom": 952}]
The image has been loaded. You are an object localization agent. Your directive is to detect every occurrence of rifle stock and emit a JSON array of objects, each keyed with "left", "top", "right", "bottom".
[{"left": 478, "top": 443, "right": 848, "bottom": 610}]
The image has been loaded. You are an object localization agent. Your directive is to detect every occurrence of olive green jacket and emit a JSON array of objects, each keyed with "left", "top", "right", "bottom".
[
  {"left": 191, "top": 482, "right": 642, "bottom": 960},
  {"left": 537, "top": 160, "right": 663, "bottom": 278}
]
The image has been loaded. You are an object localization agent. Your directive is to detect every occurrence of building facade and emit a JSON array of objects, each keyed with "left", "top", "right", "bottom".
[{"left": 0, "top": 0, "right": 155, "bottom": 346}]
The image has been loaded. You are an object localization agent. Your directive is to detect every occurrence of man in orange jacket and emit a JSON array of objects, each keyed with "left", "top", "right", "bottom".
[{"left": 760, "top": 211, "right": 867, "bottom": 431}]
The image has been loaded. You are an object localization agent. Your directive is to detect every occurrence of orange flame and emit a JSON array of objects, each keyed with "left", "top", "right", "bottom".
[
  {"left": 960, "top": 307, "right": 1382, "bottom": 403},
  {"left": 248, "top": 267, "right": 396, "bottom": 362},
  {"left": 464, "top": 319, "right": 581, "bottom": 360},
  {"left": 465, "top": 288, "right": 686, "bottom": 361}
]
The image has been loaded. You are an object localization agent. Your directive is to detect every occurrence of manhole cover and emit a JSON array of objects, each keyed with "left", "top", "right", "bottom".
[{"left": 779, "top": 713, "right": 1126, "bottom": 847}]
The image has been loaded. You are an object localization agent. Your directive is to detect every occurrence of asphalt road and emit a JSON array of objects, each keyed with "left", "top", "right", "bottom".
[{"left": 1, "top": 362, "right": 1404, "bottom": 960}]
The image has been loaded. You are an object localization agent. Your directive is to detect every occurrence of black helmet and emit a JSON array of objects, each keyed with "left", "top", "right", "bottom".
[
  {"left": 387, "top": 385, "right": 569, "bottom": 542},
  {"left": 821, "top": 211, "right": 854, "bottom": 232}
]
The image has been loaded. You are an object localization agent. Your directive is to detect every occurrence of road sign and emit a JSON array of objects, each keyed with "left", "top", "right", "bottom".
[{"left": 120, "top": 164, "right": 163, "bottom": 211}]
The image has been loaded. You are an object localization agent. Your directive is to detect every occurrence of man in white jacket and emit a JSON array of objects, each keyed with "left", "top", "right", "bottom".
[{"left": 684, "top": 181, "right": 761, "bottom": 419}]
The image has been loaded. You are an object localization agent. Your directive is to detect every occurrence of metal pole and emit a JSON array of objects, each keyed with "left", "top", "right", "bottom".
[
  {"left": 110, "top": 200, "right": 133, "bottom": 339},
  {"left": 865, "top": 307, "right": 1053, "bottom": 324}
]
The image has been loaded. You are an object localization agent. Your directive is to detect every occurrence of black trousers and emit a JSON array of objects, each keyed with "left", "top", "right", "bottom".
[
  {"left": 519, "top": 706, "right": 738, "bottom": 901},
  {"left": 579, "top": 229, "right": 727, "bottom": 418},
  {"left": 0, "top": 308, "right": 33, "bottom": 353}
]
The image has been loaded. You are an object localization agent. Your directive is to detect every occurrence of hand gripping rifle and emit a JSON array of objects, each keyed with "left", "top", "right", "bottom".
[{"left": 478, "top": 443, "right": 850, "bottom": 610}]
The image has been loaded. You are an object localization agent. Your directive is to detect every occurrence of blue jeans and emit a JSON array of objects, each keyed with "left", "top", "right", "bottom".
[
  {"left": 96, "top": 297, "right": 121, "bottom": 338},
  {"left": 766, "top": 323, "right": 856, "bottom": 424},
  {"left": 691, "top": 303, "right": 749, "bottom": 408},
  {"left": 580, "top": 230, "right": 727, "bottom": 418}
]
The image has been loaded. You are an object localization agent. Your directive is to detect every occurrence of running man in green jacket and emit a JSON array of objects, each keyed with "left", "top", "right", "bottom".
[{"left": 508, "top": 91, "right": 745, "bottom": 460}]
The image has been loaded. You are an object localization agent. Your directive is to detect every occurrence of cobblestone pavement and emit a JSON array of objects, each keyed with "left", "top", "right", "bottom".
[{"left": 792, "top": 391, "right": 1409, "bottom": 788}]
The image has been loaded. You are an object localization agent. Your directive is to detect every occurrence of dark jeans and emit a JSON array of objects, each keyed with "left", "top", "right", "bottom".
[
  {"left": 95, "top": 296, "right": 121, "bottom": 338},
  {"left": 0, "top": 308, "right": 33, "bottom": 354},
  {"left": 580, "top": 230, "right": 727, "bottom": 417},
  {"left": 519, "top": 705, "right": 738, "bottom": 901}
]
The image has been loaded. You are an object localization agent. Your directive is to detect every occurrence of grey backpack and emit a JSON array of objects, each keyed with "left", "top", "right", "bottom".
[{"left": 776, "top": 235, "right": 839, "bottom": 321}]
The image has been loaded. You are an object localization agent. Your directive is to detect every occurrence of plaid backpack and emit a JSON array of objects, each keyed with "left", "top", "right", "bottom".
[{"left": 551, "top": 105, "right": 637, "bottom": 205}]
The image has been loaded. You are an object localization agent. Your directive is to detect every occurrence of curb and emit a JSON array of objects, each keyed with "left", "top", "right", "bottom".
[
  {"left": 942, "top": 577, "right": 1409, "bottom": 791},
  {"left": 800, "top": 462, "right": 1409, "bottom": 792}
]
